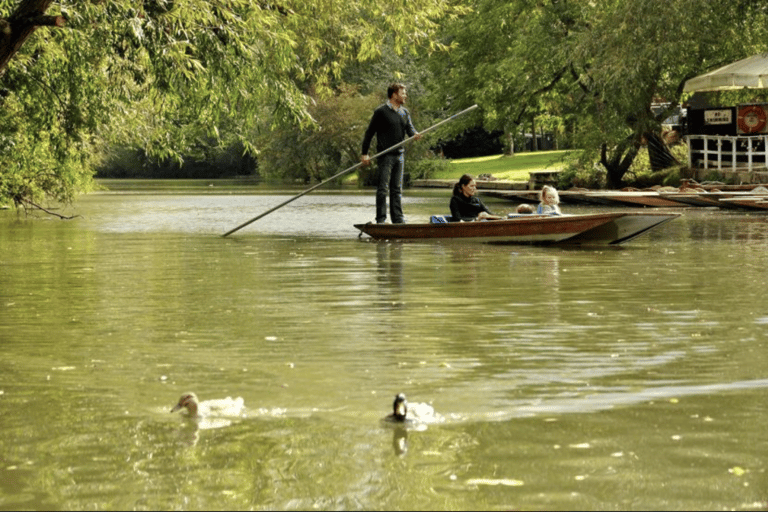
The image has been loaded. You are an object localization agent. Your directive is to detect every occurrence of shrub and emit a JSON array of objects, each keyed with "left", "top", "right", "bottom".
[
  {"left": 408, "top": 155, "right": 451, "bottom": 181},
  {"left": 622, "top": 143, "right": 689, "bottom": 188},
  {"left": 558, "top": 161, "right": 606, "bottom": 189}
]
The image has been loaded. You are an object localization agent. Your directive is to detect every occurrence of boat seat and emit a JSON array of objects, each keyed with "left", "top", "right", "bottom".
[
  {"left": 507, "top": 212, "right": 560, "bottom": 218},
  {"left": 430, "top": 215, "right": 457, "bottom": 223}
]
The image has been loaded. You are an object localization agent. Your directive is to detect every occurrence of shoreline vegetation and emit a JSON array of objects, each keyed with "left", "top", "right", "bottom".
[
  {"left": 94, "top": 150, "right": 573, "bottom": 192},
  {"left": 90, "top": 145, "right": 716, "bottom": 197}
]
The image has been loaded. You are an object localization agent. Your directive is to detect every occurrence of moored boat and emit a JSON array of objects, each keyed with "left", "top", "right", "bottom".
[
  {"left": 718, "top": 196, "right": 768, "bottom": 210},
  {"left": 656, "top": 191, "right": 723, "bottom": 207},
  {"left": 584, "top": 191, "right": 686, "bottom": 208},
  {"left": 354, "top": 212, "right": 681, "bottom": 245}
]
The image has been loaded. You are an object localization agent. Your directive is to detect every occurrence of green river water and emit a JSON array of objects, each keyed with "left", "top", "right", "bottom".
[{"left": 1, "top": 186, "right": 767, "bottom": 510}]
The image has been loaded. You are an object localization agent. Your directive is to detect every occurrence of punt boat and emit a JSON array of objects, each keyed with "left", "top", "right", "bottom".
[{"left": 354, "top": 212, "right": 681, "bottom": 245}]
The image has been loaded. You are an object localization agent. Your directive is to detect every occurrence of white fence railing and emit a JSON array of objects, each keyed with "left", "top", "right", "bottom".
[{"left": 686, "top": 134, "right": 768, "bottom": 171}]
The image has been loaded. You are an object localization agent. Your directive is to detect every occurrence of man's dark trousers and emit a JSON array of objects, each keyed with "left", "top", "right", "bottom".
[{"left": 376, "top": 153, "right": 405, "bottom": 224}]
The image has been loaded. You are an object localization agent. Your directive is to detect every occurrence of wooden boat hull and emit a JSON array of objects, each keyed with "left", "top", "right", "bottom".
[
  {"left": 354, "top": 212, "right": 681, "bottom": 245},
  {"left": 484, "top": 190, "right": 687, "bottom": 207},
  {"left": 579, "top": 191, "right": 686, "bottom": 208},
  {"left": 657, "top": 192, "right": 723, "bottom": 207},
  {"left": 718, "top": 196, "right": 768, "bottom": 210}
]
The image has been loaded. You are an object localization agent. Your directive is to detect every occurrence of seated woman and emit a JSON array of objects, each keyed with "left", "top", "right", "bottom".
[
  {"left": 537, "top": 185, "right": 562, "bottom": 215},
  {"left": 450, "top": 174, "right": 503, "bottom": 222}
]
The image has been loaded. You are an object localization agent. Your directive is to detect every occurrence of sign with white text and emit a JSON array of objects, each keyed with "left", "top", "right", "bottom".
[{"left": 704, "top": 109, "right": 732, "bottom": 125}]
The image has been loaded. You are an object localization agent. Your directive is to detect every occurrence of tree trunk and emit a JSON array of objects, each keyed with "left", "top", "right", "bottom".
[
  {"left": 0, "top": 0, "right": 64, "bottom": 76},
  {"left": 601, "top": 135, "right": 640, "bottom": 189},
  {"left": 531, "top": 117, "right": 538, "bottom": 151}
]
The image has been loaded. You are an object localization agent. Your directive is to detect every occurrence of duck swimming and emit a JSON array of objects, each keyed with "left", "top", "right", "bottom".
[
  {"left": 385, "top": 393, "right": 408, "bottom": 422},
  {"left": 383, "top": 393, "right": 444, "bottom": 427},
  {"left": 170, "top": 392, "right": 246, "bottom": 419}
]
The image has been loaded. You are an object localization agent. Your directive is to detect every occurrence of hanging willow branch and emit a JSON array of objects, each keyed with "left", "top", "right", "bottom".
[{"left": 18, "top": 197, "right": 80, "bottom": 219}]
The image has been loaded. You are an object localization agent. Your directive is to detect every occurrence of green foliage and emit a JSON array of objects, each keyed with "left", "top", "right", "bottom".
[
  {"left": 257, "top": 77, "right": 462, "bottom": 184},
  {"left": 0, "top": 86, "right": 97, "bottom": 206},
  {"left": 428, "top": 0, "right": 768, "bottom": 188},
  {"left": 258, "top": 85, "right": 380, "bottom": 183},
  {"left": 559, "top": 142, "right": 690, "bottom": 189},
  {"left": 622, "top": 143, "right": 689, "bottom": 186},
  {"left": 557, "top": 161, "right": 606, "bottom": 190},
  {"left": 0, "top": 0, "right": 465, "bottom": 207},
  {"left": 8, "top": 0, "right": 768, "bottom": 209},
  {"left": 408, "top": 154, "right": 452, "bottom": 181}
]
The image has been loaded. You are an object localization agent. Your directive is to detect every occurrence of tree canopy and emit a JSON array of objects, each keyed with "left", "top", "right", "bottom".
[
  {"left": 4, "top": 0, "right": 768, "bottom": 207},
  {"left": 0, "top": 0, "right": 465, "bottom": 207},
  {"left": 428, "top": 0, "right": 768, "bottom": 186}
]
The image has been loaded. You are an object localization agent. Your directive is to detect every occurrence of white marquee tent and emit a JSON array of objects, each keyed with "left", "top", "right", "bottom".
[{"left": 683, "top": 54, "right": 768, "bottom": 92}]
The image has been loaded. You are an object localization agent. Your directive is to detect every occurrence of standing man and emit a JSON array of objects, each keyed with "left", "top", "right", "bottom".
[{"left": 361, "top": 83, "right": 421, "bottom": 224}]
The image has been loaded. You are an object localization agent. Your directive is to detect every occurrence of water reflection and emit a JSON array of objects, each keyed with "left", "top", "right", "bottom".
[
  {"left": 174, "top": 419, "right": 202, "bottom": 447},
  {"left": 536, "top": 255, "right": 562, "bottom": 320},
  {"left": 391, "top": 426, "right": 408, "bottom": 456},
  {"left": 375, "top": 241, "right": 404, "bottom": 309}
]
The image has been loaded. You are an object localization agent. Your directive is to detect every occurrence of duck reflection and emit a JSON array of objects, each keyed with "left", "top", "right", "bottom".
[
  {"left": 174, "top": 420, "right": 201, "bottom": 447},
  {"left": 392, "top": 426, "right": 408, "bottom": 456}
]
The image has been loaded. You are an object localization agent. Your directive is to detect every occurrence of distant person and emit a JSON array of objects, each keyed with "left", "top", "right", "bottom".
[
  {"left": 450, "top": 174, "right": 503, "bottom": 222},
  {"left": 361, "top": 83, "right": 422, "bottom": 224},
  {"left": 537, "top": 185, "right": 561, "bottom": 215},
  {"left": 516, "top": 203, "right": 534, "bottom": 214}
]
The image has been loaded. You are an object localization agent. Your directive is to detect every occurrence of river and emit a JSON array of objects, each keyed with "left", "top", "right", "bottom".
[{"left": 1, "top": 185, "right": 767, "bottom": 510}]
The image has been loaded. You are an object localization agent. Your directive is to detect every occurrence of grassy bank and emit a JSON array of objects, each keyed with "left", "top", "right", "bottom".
[{"left": 432, "top": 150, "right": 574, "bottom": 181}]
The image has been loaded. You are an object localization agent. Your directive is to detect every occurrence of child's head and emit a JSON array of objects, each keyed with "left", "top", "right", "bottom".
[
  {"left": 539, "top": 185, "right": 559, "bottom": 206},
  {"left": 516, "top": 203, "right": 534, "bottom": 214}
]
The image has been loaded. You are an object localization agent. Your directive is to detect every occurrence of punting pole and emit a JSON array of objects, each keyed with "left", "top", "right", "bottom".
[{"left": 221, "top": 104, "right": 479, "bottom": 237}]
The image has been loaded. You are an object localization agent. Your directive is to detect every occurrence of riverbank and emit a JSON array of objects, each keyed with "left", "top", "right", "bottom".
[{"left": 434, "top": 150, "right": 572, "bottom": 182}]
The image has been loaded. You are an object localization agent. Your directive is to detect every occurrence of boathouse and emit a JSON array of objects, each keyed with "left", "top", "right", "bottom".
[{"left": 683, "top": 54, "right": 768, "bottom": 183}]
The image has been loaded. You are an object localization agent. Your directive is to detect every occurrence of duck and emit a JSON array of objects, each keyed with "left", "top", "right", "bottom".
[
  {"left": 170, "top": 392, "right": 246, "bottom": 419},
  {"left": 383, "top": 393, "right": 444, "bottom": 426},
  {"left": 385, "top": 393, "right": 408, "bottom": 422}
]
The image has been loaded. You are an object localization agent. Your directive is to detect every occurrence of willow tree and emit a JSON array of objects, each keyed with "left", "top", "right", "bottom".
[
  {"left": 0, "top": 0, "right": 464, "bottom": 209},
  {"left": 428, "top": 0, "right": 768, "bottom": 188}
]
